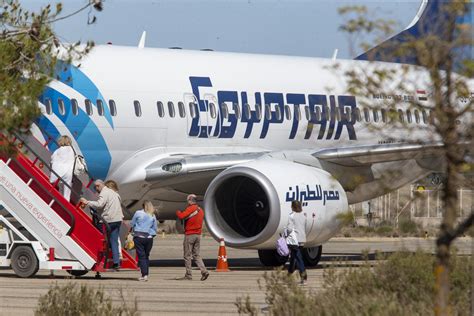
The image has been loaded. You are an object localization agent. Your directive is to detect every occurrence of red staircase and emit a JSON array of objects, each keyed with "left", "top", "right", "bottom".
[{"left": 0, "top": 134, "right": 138, "bottom": 272}]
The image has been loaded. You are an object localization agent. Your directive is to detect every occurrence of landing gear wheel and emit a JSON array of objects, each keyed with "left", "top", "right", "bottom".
[
  {"left": 11, "top": 246, "right": 39, "bottom": 278},
  {"left": 301, "top": 245, "right": 322, "bottom": 267},
  {"left": 66, "top": 270, "right": 88, "bottom": 277},
  {"left": 258, "top": 249, "right": 288, "bottom": 267}
]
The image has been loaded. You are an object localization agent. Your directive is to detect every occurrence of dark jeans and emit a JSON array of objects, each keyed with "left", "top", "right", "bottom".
[
  {"left": 134, "top": 236, "right": 153, "bottom": 277},
  {"left": 108, "top": 221, "right": 122, "bottom": 265},
  {"left": 288, "top": 245, "right": 306, "bottom": 274}
]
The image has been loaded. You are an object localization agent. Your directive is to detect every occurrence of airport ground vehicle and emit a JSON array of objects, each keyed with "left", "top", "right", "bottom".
[{"left": 0, "top": 133, "right": 138, "bottom": 278}]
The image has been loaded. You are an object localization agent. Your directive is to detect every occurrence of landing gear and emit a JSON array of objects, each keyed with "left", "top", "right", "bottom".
[
  {"left": 11, "top": 246, "right": 39, "bottom": 278},
  {"left": 301, "top": 245, "right": 322, "bottom": 267},
  {"left": 258, "top": 249, "right": 288, "bottom": 267}
]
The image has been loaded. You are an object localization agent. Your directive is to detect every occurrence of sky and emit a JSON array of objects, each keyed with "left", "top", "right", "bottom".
[{"left": 23, "top": 0, "right": 422, "bottom": 59}]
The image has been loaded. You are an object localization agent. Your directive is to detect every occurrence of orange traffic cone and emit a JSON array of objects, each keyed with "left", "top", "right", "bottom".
[{"left": 215, "top": 238, "right": 230, "bottom": 272}]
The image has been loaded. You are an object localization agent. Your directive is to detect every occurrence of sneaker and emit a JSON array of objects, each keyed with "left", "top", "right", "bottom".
[
  {"left": 200, "top": 272, "right": 209, "bottom": 281},
  {"left": 300, "top": 279, "right": 307, "bottom": 286},
  {"left": 112, "top": 264, "right": 120, "bottom": 271},
  {"left": 175, "top": 276, "right": 192, "bottom": 280},
  {"left": 138, "top": 276, "right": 148, "bottom": 282}
]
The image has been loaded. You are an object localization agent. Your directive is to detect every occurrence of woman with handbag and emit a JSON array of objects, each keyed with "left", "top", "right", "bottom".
[
  {"left": 130, "top": 200, "right": 158, "bottom": 281},
  {"left": 286, "top": 200, "right": 308, "bottom": 285}
]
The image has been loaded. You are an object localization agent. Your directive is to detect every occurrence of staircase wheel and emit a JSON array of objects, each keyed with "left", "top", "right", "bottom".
[{"left": 11, "top": 246, "right": 39, "bottom": 278}]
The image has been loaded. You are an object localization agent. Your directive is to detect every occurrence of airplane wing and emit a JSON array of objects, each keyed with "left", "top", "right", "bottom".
[
  {"left": 312, "top": 142, "right": 445, "bottom": 167},
  {"left": 121, "top": 142, "right": 451, "bottom": 209}
]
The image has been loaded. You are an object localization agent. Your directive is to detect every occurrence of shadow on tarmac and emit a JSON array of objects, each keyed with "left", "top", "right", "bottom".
[{"left": 149, "top": 252, "right": 394, "bottom": 270}]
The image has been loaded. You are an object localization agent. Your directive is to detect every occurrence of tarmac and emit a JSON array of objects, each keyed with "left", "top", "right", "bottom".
[{"left": 0, "top": 236, "right": 472, "bottom": 315}]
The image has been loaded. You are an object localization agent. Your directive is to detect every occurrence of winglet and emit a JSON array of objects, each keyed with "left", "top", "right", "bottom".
[
  {"left": 332, "top": 49, "right": 338, "bottom": 60},
  {"left": 138, "top": 31, "right": 146, "bottom": 49}
]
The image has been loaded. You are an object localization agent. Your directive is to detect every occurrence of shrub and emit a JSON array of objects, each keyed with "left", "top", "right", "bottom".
[
  {"left": 375, "top": 225, "right": 393, "bottom": 236},
  {"left": 35, "top": 283, "right": 138, "bottom": 316},
  {"left": 398, "top": 219, "right": 418, "bottom": 234},
  {"left": 236, "top": 250, "right": 472, "bottom": 315}
]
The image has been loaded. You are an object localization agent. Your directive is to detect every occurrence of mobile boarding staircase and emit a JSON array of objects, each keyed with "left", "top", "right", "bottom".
[{"left": 0, "top": 131, "right": 138, "bottom": 278}]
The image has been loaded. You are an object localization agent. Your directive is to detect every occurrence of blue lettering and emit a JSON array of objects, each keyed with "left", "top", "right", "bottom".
[
  {"left": 189, "top": 77, "right": 212, "bottom": 138},
  {"left": 217, "top": 91, "right": 239, "bottom": 138},
  {"left": 335, "top": 96, "right": 357, "bottom": 140},
  {"left": 240, "top": 92, "right": 262, "bottom": 138},
  {"left": 286, "top": 93, "right": 306, "bottom": 139},
  {"left": 260, "top": 93, "right": 284, "bottom": 139}
]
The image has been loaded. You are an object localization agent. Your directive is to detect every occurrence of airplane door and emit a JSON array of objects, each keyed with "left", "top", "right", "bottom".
[
  {"left": 203, "top": 93, "right": 220, "bottom": 138},
  {"left": 184, "top": 93, "right": 202, "bottom": 137}
]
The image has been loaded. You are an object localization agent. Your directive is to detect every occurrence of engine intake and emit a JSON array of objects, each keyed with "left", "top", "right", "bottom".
[{"left": 205, "top": 158, "right": 348, "bottom": 249}]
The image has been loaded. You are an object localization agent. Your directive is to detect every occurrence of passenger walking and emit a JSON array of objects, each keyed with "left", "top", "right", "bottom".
[
  {"left": 175, "top": 194, "right": 209, "bottom": 281},
  {"left": 50, "top": 135, "right": 75, "bottom": 201},
  {"left": 130, "top": 200, "right": 157, "bottom": 281},
  {"left": 80, "top": 180, "right": 124, "bottom": 270},
  {"left": 286, "top": 200, "right": 308, "bottom": 285}
]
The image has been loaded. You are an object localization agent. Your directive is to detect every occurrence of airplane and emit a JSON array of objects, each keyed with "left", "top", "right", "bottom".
[{"left": 30, "top": 0, "right": 472, "bottom": 266}]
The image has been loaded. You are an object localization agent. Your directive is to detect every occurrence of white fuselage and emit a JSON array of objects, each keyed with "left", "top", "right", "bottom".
[{"left": 36, "top": 45, "right": 453, "bottom": 219}]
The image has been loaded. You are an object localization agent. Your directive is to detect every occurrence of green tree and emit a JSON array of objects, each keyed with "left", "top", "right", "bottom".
[
  {"left": 0, "top": 0, "right": 103, "bottom": 153},
  {"left": 337, "top": 3, "right": 473, "bottom": 315}
]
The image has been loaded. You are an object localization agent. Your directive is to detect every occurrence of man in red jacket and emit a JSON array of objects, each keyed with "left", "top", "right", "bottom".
[{"left": 175, "top": 194, "right": 209, "bottom": 281}]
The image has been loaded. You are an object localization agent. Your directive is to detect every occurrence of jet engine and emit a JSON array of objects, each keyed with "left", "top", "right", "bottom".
[{"left": 204, "top": 158, "right": 348, "bottom": 265}]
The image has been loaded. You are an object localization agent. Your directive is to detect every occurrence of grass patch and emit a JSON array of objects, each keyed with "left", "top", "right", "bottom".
[
  {"left": 35, "top": 283, "right": 138, "bottom": 316},
  {"left": 236, "top": 250, "right": 472, "bottom": 315}
]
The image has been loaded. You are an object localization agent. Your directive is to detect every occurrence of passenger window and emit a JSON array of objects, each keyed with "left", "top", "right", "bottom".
[
  {"left": 134, "top": 101, "right": 142, "bottom": 117},
  {"left": 373, "top": 109, "right": 379, "bottom": 122},
  {"left": 284, "top": 105, "right": 291, "bottom": 120},
  {"left": 304, "top": 106, "right": 310, "bottom": 120},
  {"left": 157, "top": 101, "right": 165, "bottom": 117},
  {"left": 381, "top": 109, "right": 387, "bottom": 123},
  {"left": 315, "top": 106, "right": 321, "bottom": 121},
  {"left": 45, "top": 98, "right": 52, "bottom": 115},
  {"left": 354, "top": 108, "right": 361, "bottom": 122},
  {"left": 398, "top": 109, "right": 405, "bottom": 122},
  {"left": 209, "top": 103, "right": 216, "bottom": 119},
  {"left": 345, "top": 107, "right": 352, "bottom": 122},
  {"left": 97, "top": 99, "right": 104, "bottom": 116},
  {"left": 71, "top": 99, "right": 79, "bottom": 116},
  {"left": 406, "top": 109, "right": 412, "bottom": 123},
  {"left": 414, "top": 109, "right": 420, "bottom": 124},
  {"left": 364, "top": 108, "right": 370, "bottom": 122},
  {"left": 85, "top": 99, "right": 93, "bottom": 115},
  {"left": 220, "top": 103, "right": 229, "bottom": 119},
  {"left": 324, "top": 106, "right": 330, "bottom": 120},
  {"left": 388, "top": 108, "right": 396, "bottom": 123},
  {"left": 58, "top": 98, "right": 65, "bottom": 115},
  {"left": 233, "top": 103, "right": 241, "bottom": 119},
  {"left": 264, "top": 104, "right": 271, "bottom": 120},
  {"left": 275, "top": 105, "right": 282, "bottom": 121},
  {"left": 422, "top": 110, "right": 427, "bottom": 124},
  {"left": 178, "top": 102, "right": 186, "bottom": 118},
  {"left": 244, "top": 104, "right": 251, "bottom": 119},
  {"left": 255, "top": 104, "right": 262, "bottom": 120},
  {"left": 168, "top": 101, "right": 175, "bottom": 118},
  {"left": 189, "top": 102, "right": 197, "bottom": 119},
  {"left": 109, "top": 100, "right": 117, "bottom": 116},
  {"left": 294, "top": 105, "right": 301, "bottom": 121}
]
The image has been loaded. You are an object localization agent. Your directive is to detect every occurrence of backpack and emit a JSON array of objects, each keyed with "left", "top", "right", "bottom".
[
  {"left": 276, "top": 236, "right": 290, "bottom": 257},
  {"left": 73, "top": 154, "right": 87, "bottom": 176}
]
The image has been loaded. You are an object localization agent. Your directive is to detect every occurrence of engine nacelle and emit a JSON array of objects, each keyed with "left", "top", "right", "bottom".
[{"left": 204, "top": 158, "right": 348, "bottom": 249}]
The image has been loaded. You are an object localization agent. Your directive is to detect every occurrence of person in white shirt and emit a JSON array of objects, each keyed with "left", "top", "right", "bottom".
[
  {"left": 50, "top": 135, "right": 75, "bottom": 201},
  {"left": 286, "top": 200, "right": 308, "bottom": 285}
]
